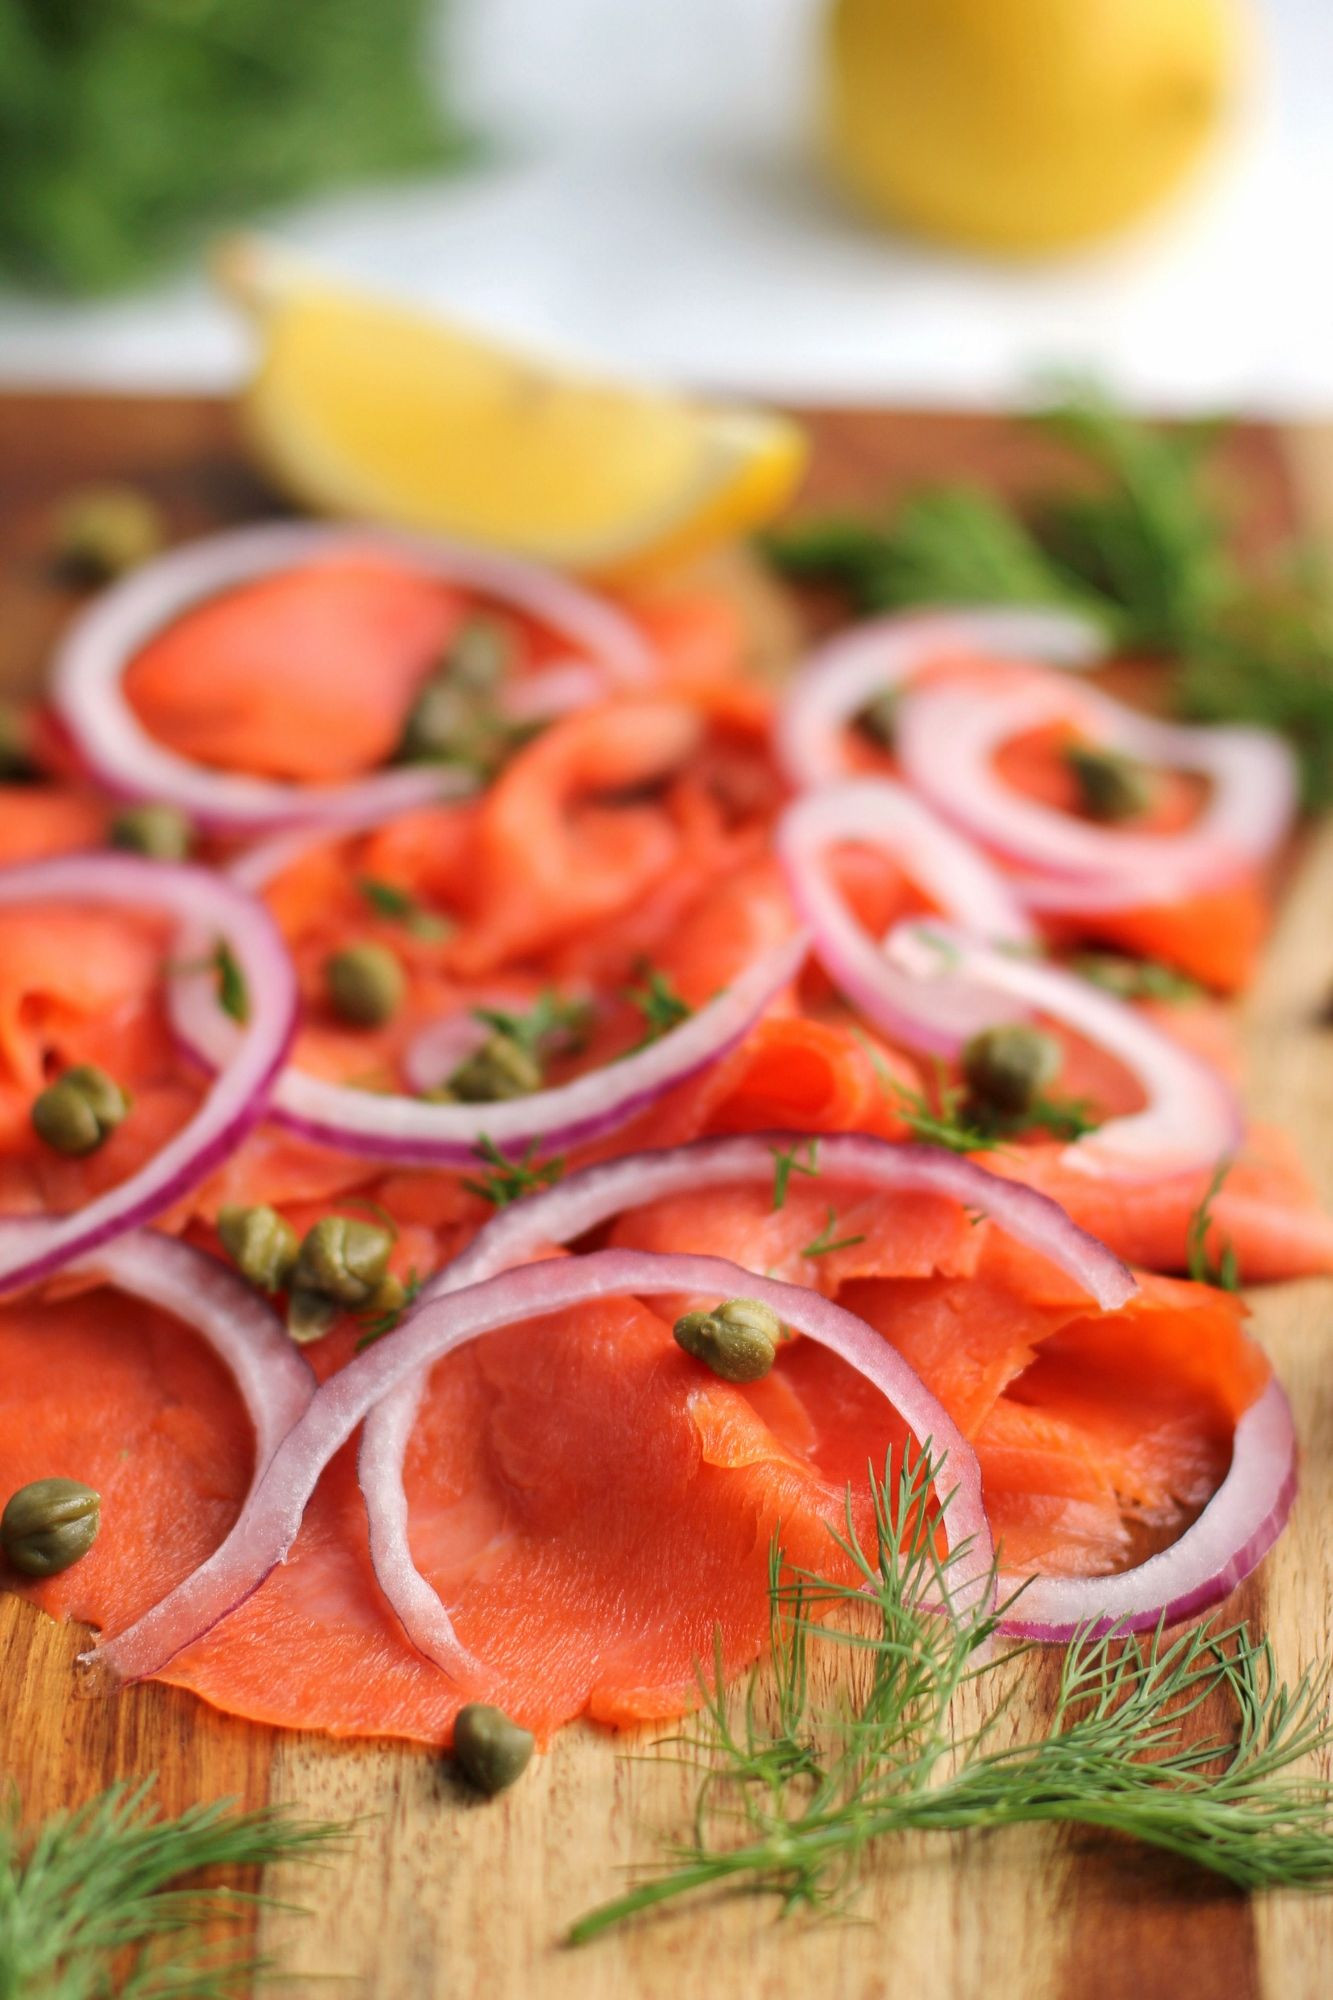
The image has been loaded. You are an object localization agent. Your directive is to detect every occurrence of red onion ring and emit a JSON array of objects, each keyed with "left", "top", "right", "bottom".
[
  {"left": 885, "top": 921, "right": 1244, "bottom": 1180},
  {"left": 775, "top": 607, "right": 1106, "bottom": 792},
  {"left": 170, "top": 931, "right": 808, "bottom": 1166},
  {"left": 896, "top": 676, "right": 1298, "bottom": 897},
  {"left": 93, "top": 1248, "right": 995, "bottom": 1684},
  {"left": 360, "top": 1133, "right": 1134, "bottom": 1673},
  {"left": 999, "top": 1378, "right": 1296, "bottom": 1640},
  {"left": 50, "top": 522, "right": 656, "bottom": 834},
  {"left": 776, "top": 778, "right": 1036, "bottom": 1054},
  {"left": 0, "top": 855, "right": 297, "bottom": 1292},
  {"left": 81, "top": 1231, "right": 316, "bottom": 1488}
]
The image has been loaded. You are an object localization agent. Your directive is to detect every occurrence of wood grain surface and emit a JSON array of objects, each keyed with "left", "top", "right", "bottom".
[{"left": 1, "top": 393, "right": 1330, "bottom": 2000}]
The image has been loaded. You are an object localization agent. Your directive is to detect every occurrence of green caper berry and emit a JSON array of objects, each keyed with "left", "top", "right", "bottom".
[
  {"left": 445, "top": 616, "right": 512, "bottom": 695},
  {"left": 326, "top": 943, "right": 405, "bottom": 1028},
  {"left": 855, "top": 689, "right": 899, "bottom": 750},
  {"left": 1066, "top": 743, "right": 1152, "bottom": 823},
  {"left": 53, "top": 485, "right": 165, "bottom": 583},
  {"left": 218, "top": 1204, "right": 299, "bottom": 1294},
  {"left": 2, "top": 1478, "right": 100, "bottom": 1577},
  {"left": 294, "top": 1215, "right": 395, "bottom": 1308},
  {"left": 673, "top": 1297, "right": 780, "bottom": 1384},
  {"left": 398, "top": 680, "right": 513, "bottom": 775},
  {"left": 366, "top": 1270, "right": 407, "bottom": 1318},
  {"left": 452, "top": 1703, "right": 534, "bottom": 1795},
  {"left": 962, "top": 1024, "right": 1063, "bottom": 1117},
  {"left": 109, "top": 802, "right": 193, "bottom": 861},
  {"left": 443, "top": 1032, "right": 543, "bottom": 1104},
  {"left": 286, "top": 1287, "right": 341, "bottom": 1346},
  {"left": 31, "top": 1065, "right": 129, "bottom": 1156}
]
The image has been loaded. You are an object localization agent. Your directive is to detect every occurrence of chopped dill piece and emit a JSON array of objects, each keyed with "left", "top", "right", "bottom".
[
  {"left": 463, "top": 1135, "right": 566, "bottom": 1208},
  {"left": 1186, "top": 1158, "right": 1242, "bottom": 1291},
  {"left": 800, "top": 1205, "right": 866, "bottom": 1259},
  {"left": 623, "top": 967, "right": 693, "bottom": 1048},
  {"left": 472, "top": 990, "right": 591, "bottom": 1058},
  {"left": 213, "top": 939, "right": 248, "bottom": 1024},
  {"left": 1072, "top": 953, "right": 1206, "bottom": 1004},
  {"left": 770, "top": 1137, "right": 820, "bottom": 1210},
  {"left": 357, "top": 876, "right": 452, "bottom": 940}
]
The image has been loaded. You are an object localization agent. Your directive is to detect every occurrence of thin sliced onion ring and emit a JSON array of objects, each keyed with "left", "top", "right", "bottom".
[
  {"left": 0, "top": 855, "right": 297, "bottom": 1293},
  {"left": 896, "top": 676, "right": 1298, "bottom": 896},
  {"left": 999, "top": 1378, "right": 1296, "bottom": 1640},
  {"left": 170, "top": 931, "right": 808, "bottom": 1166},
  {"left": 361, "top": 1133, "right": 1134, "bottom": 1673},
  {"left": 776, "top": 777, "right": 1036, "bottom": 1054},
  {"left": 50, "top": 522, "right": 656, "bottom": 834},
  {"left": 80, "top": 1231, "right": 315, "bottom": 1488},
  {"left": 885, "top": 921, "right": 1244, "bottom": 1180},
  {"left": 93, "top": 1248, "right": 995, "bottom": 1684},
  {"left": 775, "top": 606, "right": 1106, "bottom": 792}
]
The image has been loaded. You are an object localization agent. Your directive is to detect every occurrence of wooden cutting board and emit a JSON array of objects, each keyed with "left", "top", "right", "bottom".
[{"left": 2, "top": 393, "right": 1331, "bottom": 2000}]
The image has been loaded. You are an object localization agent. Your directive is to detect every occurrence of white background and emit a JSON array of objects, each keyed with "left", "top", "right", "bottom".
[{"left": 0, "top": 0, "right": 1329, "bottom": 412}]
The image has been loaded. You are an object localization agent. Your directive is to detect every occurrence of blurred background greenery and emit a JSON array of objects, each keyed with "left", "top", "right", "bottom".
[{"left": 0, "top": 0, "right": 465, "bottom": 293}]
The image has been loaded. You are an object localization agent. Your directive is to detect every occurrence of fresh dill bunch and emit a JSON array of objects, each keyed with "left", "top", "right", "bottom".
[
  {"left": 570, "top": 1450, "right": 1333, "bottom": 1943},
  {"left": 0, "top": 1777, "right": 348, "bottom": 1999},
  {"left": 762, "top": 386, "right": 1333, "bottom": 807}
]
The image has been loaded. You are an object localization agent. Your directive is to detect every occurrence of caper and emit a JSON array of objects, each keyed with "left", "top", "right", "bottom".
[
  {"left": 109, "top": 802, "right": 193, "bottom": 861},
  {"left": 854, "top": 689, "right": 899, "bottom": 750},
  {"left": 1065, "top": 743, "right": 1152, "bottom": 823},
  {"left": 326, "top": 943, "right": 405, "bottom": 1028},
  {"left": 444, "top": 617, "right": 512, "bottom": 695},
  {"left": 2, "top": 1477, "right": 100, "bottom": 1577},
  {"left": 398, "top": 680, "right": 512, "bottom": 775},
  {"left": 218, "top": 1204, "right": 299, "bottom": 1294},
  {"left": 53, "top": 485, "right": 165, "bottom": 583},
  {"left": 452, "top": 1703, "right": 534, "bottom": 1795},
  {"left": 293, "top": 1215, "right": 395, "bottom": 1308},
  {"left": 286, "top": 1288, "right": 342, "bottom": 1346},
  {"left": 962, "top": 1024, "right": 1062, "bottom": 1117},
  {"left": 440, "top": 1033, "right": 543, "bottom": 1104},
  {"left": 673, "top": 1297, "right": 781, "bottom": 1384},
  {"left": 31, "top": 1065, "right": 129, "bottom": 1156}
]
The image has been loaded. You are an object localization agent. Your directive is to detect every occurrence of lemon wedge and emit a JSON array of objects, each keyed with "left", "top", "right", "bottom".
[{"left": 221, "top": 239, "right": 806, "bottom": 582}]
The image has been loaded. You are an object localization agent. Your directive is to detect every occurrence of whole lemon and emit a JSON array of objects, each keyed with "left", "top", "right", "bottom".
[{"left": 824, "top": 0, "right": 1240, "bottom": 256}]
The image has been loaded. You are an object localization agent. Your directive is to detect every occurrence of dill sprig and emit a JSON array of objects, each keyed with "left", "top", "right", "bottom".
[
  {"left": 623, "top": 968, "right": 693, "bottom": 1049},
  {"left": 763, "top": 386, "right": 1333, "bottom": 807},
  {"left": 893, "top": 1068, "right": 1098, "bottom": 1151},
  {"left": 1186, "top": 1158, "right": 1242, "bottom": 1291},
  {"left": 799, "top": 1206, "right": 866, "bottom": 1259},
  {"left": 357, "top": 876, "right": 452, "bottom": 941},
  {"left": 462, "top": 1135, "right": 565, "bottom": 1208},
  {"left": 471, "top": 990, "right": 591, "bottom": 1059},
  {"left": 570, "top": 1450, "right": 1333, "bottom": 1943},
  {"left": 0, "top": 1777, "right": 348, "bottom": 1999},
  {"left": 770, "top": 1137, "right": 820, "bottom": 1210},
  {"left": 1071, "top": 953, "right": 1206, "bottom": 1004},
  {"left": 212, "top": 941, "right": 248, "bottom": 1026}
]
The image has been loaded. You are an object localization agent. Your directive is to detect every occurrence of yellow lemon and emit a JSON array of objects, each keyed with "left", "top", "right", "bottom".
[
  {"left": 824, "top": 0, "right": 1240, "bottom": 257},
  {"left": 220, "top": 239, "right": 806, "bottom": 583}
]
